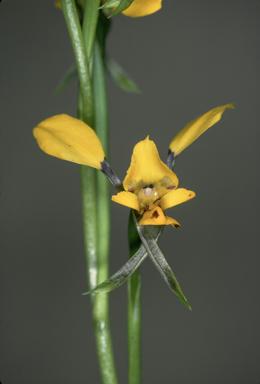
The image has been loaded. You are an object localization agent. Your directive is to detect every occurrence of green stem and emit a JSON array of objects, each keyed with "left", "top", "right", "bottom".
[
  {"left": 92, "top": 14, "right": 118, "bottom": 384},
  {"left": 80, "top": 164, "right": 98, "bottom": 290},
  {"left": 82, "top": 0, "right": 101, "bottom": 60},
  {"left": 61, "top": 1, "right": 117, "bottom": 383},
  {"left": 128, "top": 212, "right": 142, "bottom": 384},
  {"left": 60, "top": 0, "right": 93, "bottom": 124}
]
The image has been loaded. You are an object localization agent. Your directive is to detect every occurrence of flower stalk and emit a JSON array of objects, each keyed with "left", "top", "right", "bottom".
[
  {"left": 128, "top": 212, "right": 142, "bottom": 384},
  {"left": 60, "top": 1, "right": 117, "bottom": 383}
]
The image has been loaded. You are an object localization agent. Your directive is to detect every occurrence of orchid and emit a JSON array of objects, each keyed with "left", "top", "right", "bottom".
[{"left": 33, "top": 103, "right": 233, "bottom": 308}]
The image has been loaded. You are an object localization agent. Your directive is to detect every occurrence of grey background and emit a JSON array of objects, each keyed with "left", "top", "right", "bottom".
[{"left": 1, "top": 1, "right": 260, "bottom": 383}]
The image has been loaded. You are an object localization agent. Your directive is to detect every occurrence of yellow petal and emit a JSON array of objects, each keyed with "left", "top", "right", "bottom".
[
  {"left": 112, "top": 191, "right": 140, "bottom": 211},
  {"left": 138, "top": 206, "right": 181, "bottom": 227},
  {"left": 169, "top": 104, "right": 234, "bottom": 157},
  {"left": 159, "top": 188, "right": 195, "bottom": 211},
  {"left": 138, "top": 206, "right": 167, "bottom": 225},
  {"left": 123, "top": 137, "right": 178, "bottom": 196},
  {"left": 123, "top": 0, "right": 162, "bottom": 17},
  {"left": 165, "top": 217, "right": 181, "bottom": 228},
  {"left": 33, "top": 115, "right": 105, "bottom": 170}
]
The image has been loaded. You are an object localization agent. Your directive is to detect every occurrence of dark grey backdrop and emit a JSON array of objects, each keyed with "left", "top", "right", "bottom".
[{"left": 1, "top": 1, "right": 260, "bottom": 383}]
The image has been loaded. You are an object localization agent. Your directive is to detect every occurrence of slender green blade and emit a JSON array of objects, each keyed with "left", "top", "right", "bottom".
[
  {"left": 54, "top": 64, "right": 77, "bottom": 96},
  {"left": 106, "top": 56, "right": 141, "bottom": 94},
  {"left": 133, "top": 213, "right": 191, "bottom": 310},
  {"left": 83, "top": 211, "right": 163, "bottom": 294},
  {"left": 83, "top": 244, "right": 148, "bottom": 294}
]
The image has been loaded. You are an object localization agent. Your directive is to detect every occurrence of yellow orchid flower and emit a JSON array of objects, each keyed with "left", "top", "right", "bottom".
[
  {"left": 33, "top": 103, "right": 233, "bottom": 228},
  {"left": 111, "top": 137, "right": 195, "bottom": 227}
]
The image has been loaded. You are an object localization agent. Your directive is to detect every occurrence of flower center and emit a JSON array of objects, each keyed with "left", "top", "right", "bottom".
[{"left": 137, "top": 186, "right": 159, "bottom": 212}]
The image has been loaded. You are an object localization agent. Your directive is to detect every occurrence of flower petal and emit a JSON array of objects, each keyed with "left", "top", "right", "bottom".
[
  {"left": 164, "top": 216, "right": 181, "bottom": 228},
  {"left": 159, "top": 188, "right": 195, "bottom": 211},
  {"left": 112, "top": 191, "right": 140, "bottom": 211},
  {"left": 169, "top": 104, "right": 234, "bottom": 157},
  {"left": 139, "top": 206, "right": 167, "bottom": 225},
  {"left": 33, "top": 115, "right": 105, "bottom": 170},
  {"left": 123, "top": 137, "right": 178, "bottom": 195},
  {"left": 123, "top": 0, "right": 162, "bottom": 17},
  {"left": 139, "top": 207, "right": 181, "bottom": 227}
]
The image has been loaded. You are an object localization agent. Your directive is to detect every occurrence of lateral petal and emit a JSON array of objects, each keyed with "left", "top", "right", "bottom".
[
  {"left": 165, "top": 217, "right": 181, "bottom": 228},
  {"left": 159, "top": 188, "right": 195, "bottom": 211},
  {"left": 169, "top": 104, "right": 234, "bottom": 157},
  {"left": 112, "top": 191, "right": 140, "bottom": 211},
  {"left": 33, "top": 114, "right": 105, "bottom": 169}
]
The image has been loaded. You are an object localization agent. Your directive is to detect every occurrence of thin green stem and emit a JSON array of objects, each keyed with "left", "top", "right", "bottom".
[
  {"left": 60, "top": 0, "right": 93, "bottom": 124},
  {"left": 80, "top": 164, "right": 98, "bottom": 290},
  {"left": 128, "top": 212, "right": 142, "bottom": 384},
  {"left": 91, "top": 14, "right": 118, "bottom": 384},
  {"left": 82, "top": 0, "right": 101, "bottom": 60},
  {"left": 61, "top": 1, "right": 118, "bottom": 383}
]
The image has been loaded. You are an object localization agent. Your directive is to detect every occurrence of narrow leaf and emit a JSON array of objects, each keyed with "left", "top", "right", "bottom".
[
  {"left": 106, "top": 56, "right": 141, "bottom": 94},
  {"left": 54, "top": 64, "right": 77, "bottom": 96},
  {"left": 134, "top": 212, "right": 191, "bottom": 310}
]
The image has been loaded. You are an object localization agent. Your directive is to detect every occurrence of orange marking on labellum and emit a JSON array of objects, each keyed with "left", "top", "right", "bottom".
[{"left": 152, "top": 210, "right": 159, "bottom": 219}]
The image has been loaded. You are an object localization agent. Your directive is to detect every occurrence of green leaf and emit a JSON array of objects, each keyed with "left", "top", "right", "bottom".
[
  {"left": 108, "top": 0, "right": 135, "bottom": 18},
  {"left": 83, "top": 211, "right": 163, "bottom": 295},
  {"left": 54, "top": 64, "right": 77, "bottom": 96},
  {"left": 133, "top": 212, "right": 191, "bottom": 310},
  {"left": 106, "top": 56, "right": 141, "bottom": 94}
]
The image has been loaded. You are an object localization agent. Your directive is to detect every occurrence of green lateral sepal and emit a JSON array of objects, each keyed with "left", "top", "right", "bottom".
[
  {"left": 133, "top": 211, "right": 191, "bottom": 310},
  {"left": 83, "top": 211, "right": 164, "bottom": 295}
]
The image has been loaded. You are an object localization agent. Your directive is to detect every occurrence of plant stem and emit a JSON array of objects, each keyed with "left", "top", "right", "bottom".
[
  {"left": 82, "top": 0, "right": 101, "bottom": 59},
  {"left": 128, "top": 212, "right": 142, "bottom": 384},
  {"left": 60, "top": 0, "right": 93, "bottom": 124},
  {"left": 61, "top": 1, "right": 118, "bottom": 383},
  {"left": 92, "top": 13, "right": 118, "bottom": 384}
]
